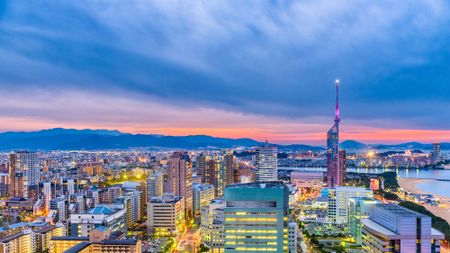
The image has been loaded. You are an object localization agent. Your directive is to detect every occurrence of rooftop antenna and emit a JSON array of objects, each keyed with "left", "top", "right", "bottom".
[{"left": 335, "top": 79, "right": 340, "bottom": 124}]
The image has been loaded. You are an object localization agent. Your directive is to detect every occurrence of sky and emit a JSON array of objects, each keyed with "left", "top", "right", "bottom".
[{"left": 0, "top": 0, "right": 449, "bottom": 144}]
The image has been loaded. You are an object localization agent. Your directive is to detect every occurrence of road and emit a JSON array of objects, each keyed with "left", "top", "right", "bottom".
[{"left": 174, "top": 227, "right": 201, "bottom": 253}]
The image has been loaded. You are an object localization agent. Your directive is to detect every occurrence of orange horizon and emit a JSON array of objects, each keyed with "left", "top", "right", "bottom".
[{"left": 1, "top": 125, "right": 448, "bottom": 145}]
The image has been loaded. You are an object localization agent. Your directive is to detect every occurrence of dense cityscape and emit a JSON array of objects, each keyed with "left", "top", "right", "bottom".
[
  {"left": 1, "top": 1, "right": 450, "bottom": 253},
  {"left": 0, "top": 81, "right": 448, "bottom": 253}
]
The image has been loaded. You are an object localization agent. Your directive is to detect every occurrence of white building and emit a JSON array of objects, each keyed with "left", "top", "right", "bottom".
[
  {"left": 147, "top": 171, "right": 163, "bottom": 199},
  {"left": 327, "top": 186, "right": 373, "bottom": 224},
  {"left": 288, "top": 220, "right": 298, "bottom": 253},
  {"left": 147, "top": 193, "right": 184, "bottom": 236},
  {"left": 69, "top": 205, "right": 126, "bottom": 237},
  {"left": 200, "top": 199, "right": 225, "bottom": 252},
  {"left": 43, "top": 182, "right": 51, "bottom": 212},
  {"left": 255, "top": 144, "right": 277, "bottom": 182},
  {"left": 361, "top": 204, "right": 444, "bottom": 253},
  {"left": 193, "top": 183, "right": 215, "bottom": 216}
]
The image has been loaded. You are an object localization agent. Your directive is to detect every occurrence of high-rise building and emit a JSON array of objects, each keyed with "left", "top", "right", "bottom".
[
  {"left": 327, "top": 186, "right": 373, "bottom": 224},
  {"left": 255, "top": 142, "right": 278, "bottom": 182},
  {"left": 43, "top": 181, "right": 51, "bottom": 212},
  {"left": 432, "top": 143, "right": 441, "bottom": 164},
  {"left": 327, "top": 80, "right": 345, "bottom": 187},
  {"left": 196, "top": 153, "right": 208, "bottom": 183},
  {"left": 0, "top": 173, "right": 10, "bottom": 197},
  {"left": 167, "top": 152, "right": 193, "bottom": 221},
  {"left": 147, "top": 171, "right": 163, "bottom": 200},
  {"left": 348, "top": 197, "right": 379, "bottom": 245},
  {"left": 9, "top": 151, "right": 39, "bottom": 198},
  {"left": 50, "top": 196, "right": 67, "bottom": 222},
  {"left": 224, "top": 151, "right": 237, "bottom": 186},
  {"left": 288, "top": 220, "right": 298, "bottom": 253},
  {"left": 361, "top": 204, "right": 444, "bottom": 253},
  {"left": 223, "top": 182, "right": 289, "bottom": 253},
  {"left": 205, "top": 157, "right": 225, "bottom": 197},
  {"left": 201, "top": 199, "right": 225, "bottom": 253},
  {"left": 193, "top": 183, "right": 215, "bottom": 216}
]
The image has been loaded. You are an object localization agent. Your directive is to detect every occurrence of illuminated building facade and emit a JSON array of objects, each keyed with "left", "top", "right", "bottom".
[
  {"left": 327, "top": 80, "right": 345, "bottom": 187},
  {"left": 193, "top": 183, "right": 215, "bottom": 216},
  {"left": 255, "top": 143, "right": 278, "bottom": 182},
  {"left": 168, "top": 152, "right": 193, "bottom": 220},
  {"left": 147, "top": 193, "right": 184, "bottom": 236},
  {"left": 328, "top": 186, "right": 373, "bottom": 224},
  {"left": 223, "top": 182, "right": 289, "bottom": 253},
  {"left": 361, "top": 204, "right": 444, "bottom": 253}
]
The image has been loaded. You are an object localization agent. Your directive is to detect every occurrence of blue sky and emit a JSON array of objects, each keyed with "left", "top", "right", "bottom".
[{"left": 0, "top": 0, "right": 449, "bottom": 143}]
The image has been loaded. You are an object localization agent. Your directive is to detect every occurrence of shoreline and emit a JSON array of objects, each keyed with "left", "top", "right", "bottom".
[{"left": 398, "top": 177, "right": 450, "bottom": 224}]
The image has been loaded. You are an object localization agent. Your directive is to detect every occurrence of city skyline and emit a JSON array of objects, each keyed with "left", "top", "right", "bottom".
[{"left": 1, "top": 1, "right": 450, "bottom": 144}]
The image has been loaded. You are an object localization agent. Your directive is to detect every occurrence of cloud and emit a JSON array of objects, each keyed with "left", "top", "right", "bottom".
[{"left": 0, "top": 0, "right": 449, "bottom": 141}]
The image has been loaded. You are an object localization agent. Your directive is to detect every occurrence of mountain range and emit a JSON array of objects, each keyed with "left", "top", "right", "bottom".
[{"left": 0, "top": 128, "right": 447, "bottom": 151}]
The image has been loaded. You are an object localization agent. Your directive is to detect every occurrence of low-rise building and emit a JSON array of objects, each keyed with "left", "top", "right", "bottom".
[
  {"left": 361, "top": 204, "right": 444, "bottom": 253},
  {"left": 69, "top": 205, "right": 126, "bottom": 237}
]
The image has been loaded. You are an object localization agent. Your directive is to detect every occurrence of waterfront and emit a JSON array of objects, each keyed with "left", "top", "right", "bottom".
[{"left": 280, "top": 167, "right": 450, "bottom": 197}]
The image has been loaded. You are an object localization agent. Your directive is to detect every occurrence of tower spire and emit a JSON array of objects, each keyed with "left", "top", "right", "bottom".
[{"left": 335, "top": 79, "right": 340, "bottom": 123}]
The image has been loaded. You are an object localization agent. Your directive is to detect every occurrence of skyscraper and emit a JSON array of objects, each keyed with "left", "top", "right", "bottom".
[
  {"left": 432, "top": 143, "right": 441, "bottom": 164},
  {"left": 255, "top": 141, "right": 278, "bottom": 182},
  {"left": 224, "top": 151, "right": 237, "bottom": 186},
  {"left": 327, "top": 80, "right": 345, "bottom": 187},
  {"left": 168, "top": 152, "right": 193, "bottom": 221},
  {"left": 9, "top": 151, "right": 39, "bottom": 198},
  {"left": 223, "top": 182, "right": 289, "bottom": 253}
]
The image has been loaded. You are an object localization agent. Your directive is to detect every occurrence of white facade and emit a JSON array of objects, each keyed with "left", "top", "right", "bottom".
[
  {"left": 288, "top": 220, "right": 298, "bottom": 253},
  {"left": 147, "top": 193, "right": 184, "bottom": 236},
  {"left": 255, "top": 146, "right": 277, "bottom": 182},
  {"left": 327, "top": 186, "right": 373, "bottom": 224},
  {"left": 200, "top": 199, "right": 225, "bottom": 252},
  {"left": 361, "top": 204, "right": 444, "bottom": 253}
]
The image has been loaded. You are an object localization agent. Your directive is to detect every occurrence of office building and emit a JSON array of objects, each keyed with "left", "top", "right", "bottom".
[
  {"left": 255, "top": 142, "right": 278, "bottom": 182},
  {"left": 328, "top": 186, "right": 373, "bottom": 224},
  {"left": 147, "top": 171, "right": 163, "bottom": 199},
  {"left": 69, "top": 205, "right": 126, "bottom": 237},
  {"left": 147, "top": 193, "right": 184, "bottom": 236},
  {"left": 193, "top": 183, "right": 215, "bottom": 216},
  {"left": 223, "top": 182, "right": 289, "bottom": 253},
  {"left": 201, "top": 199, "right": 225, "bottom": 253},
  {"left": 288, "top": 220, "right": 298, "bottom": 253},
  {"left": 361, "top": 204, "right": 444, "bottom": 253},
  {"left": 168, "top": 152, "right": 193, "bottom": 220},
  {"left": 327, "top": 80, "right": 345, "bottom": 187},
  {"left": 348, "top": 197, "right": 379, "bottom": 245}
]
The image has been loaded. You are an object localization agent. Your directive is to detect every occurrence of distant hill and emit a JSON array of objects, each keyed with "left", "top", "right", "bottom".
[
  {"left": 340, "top": 140, "right": 450, "bottom": 151},
  {"left": 0, "top": 128, "right": 322, "bottom": 151},
  {"left": 340, "top": 140, "right": 367, "bottom": 150},
  {"left": 0, "top": 128, "right": 446, "bottom": 151}
]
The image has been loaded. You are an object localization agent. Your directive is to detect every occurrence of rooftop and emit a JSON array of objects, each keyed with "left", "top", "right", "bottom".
[
  {"left": 64, "top": 242, "right": 91, "bottom": 253},
  {"left": 101, "top": 239, "right": 138, "bottom": 245},
  {"left": 87, "top": 205, "right": 115, "bottom": 215},
  {"left": 374, "top": 204, "right": 426, "bottom": 217},
  {"left": 226, "top": 181, "right": 287, "bottom": 189},
  {"left": 51, "top": 236, "right": 89, "bottom": 241}
]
